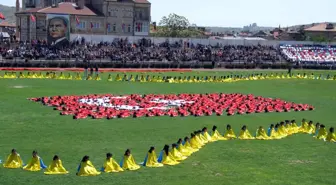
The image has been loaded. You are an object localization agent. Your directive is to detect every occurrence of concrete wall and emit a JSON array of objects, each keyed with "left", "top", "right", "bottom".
[{"left": 70, "top": 34, "right": 336, "bottom": 47}]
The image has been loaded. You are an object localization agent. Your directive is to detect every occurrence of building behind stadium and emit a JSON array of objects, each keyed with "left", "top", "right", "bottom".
[{"left": 15, "top": 0, "right": 151, "bottom": 42}]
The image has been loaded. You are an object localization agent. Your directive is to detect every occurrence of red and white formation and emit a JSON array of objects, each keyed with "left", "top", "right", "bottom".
[{"left": 29, "top": 93, "right": 314, "bottom": 120}]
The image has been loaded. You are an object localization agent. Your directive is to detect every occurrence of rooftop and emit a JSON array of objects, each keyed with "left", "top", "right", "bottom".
[
  {"left": 0, "top": 21, "right": 16, "bottom": 27},
  {"left": 17, "top": 2, "right": 98, "bottom": 16}
]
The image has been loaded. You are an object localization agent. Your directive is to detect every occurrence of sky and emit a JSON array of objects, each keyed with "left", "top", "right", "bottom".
[{"left": 1, "top": 0, "right": 335, "bottom": 27}]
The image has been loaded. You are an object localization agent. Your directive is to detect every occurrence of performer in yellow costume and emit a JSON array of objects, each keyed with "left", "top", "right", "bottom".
[
  {"left": 238, "top": 125, "right": 255, "bottom": 140},
  {"left": 44, "top": 155, "right": 69, "bottom": 175},
  {"left": 183, "top": 137, "right": 199, "bottom": 152},
  {"left": 177, "top": 138, "right": 193, "bottom": 156},
  {"left": 196, "top": 130, "right": 208, "bottom": 144},
  {"left": 171, "top": 143, "right": 187, "bottom": 161},
  {"left": 76, "top": 155, "right": 101, "bottom": 176},
  {"left": 3, "top": 149, "right": 23, "bottom": 169},
  {"left": 291, "top": 120, "right": 299, "bottom": 133},
  {"left": 142, "top": 147, "right": 163, "bottom": 168},
  {"left": 314, "top": 124, "right": 328, "bottom": 140},
  {"left": 107, "top": 74, "right": 113, "bottom": 81},
  {"left": 277, "top": 122, "right": 288, "bottom": 137},
  {"left": 298, "top": 119, "right": 309, "bottom": 133},
  {"left": 211, "top": 125, "right": 227, "bottom": 141},
  {"left": 158, "top": 145, "right": 180, "bottom": 166},
  {"left": 223, "top": 124, "right": 237, "bottom": 139},
  {"left": 267, "top": 124, "right": 281, "bottom": 139},
  {"left": 256, "top": 126, "right": 271, "bottom": 140},
  {"left": 326, "top": 127, "right": 336, "bottom": 142},
  {"left": 102, "top": 153, "right": 124, "bottom": 172},
  {"left": 306, "top": 121, "right": 316, "bottom": 134},
  {"left": 314, "top": 123, "right": 321, "bottom": 136},
  {"left": 190, "top": 133, "right": 203, "bottom": 149},
  {"left": 120, "top": 149, "right": 140, "bottom": 171},
  {"left": 23, "top": 150, "right": 47, "bottom": 171},
  {"left": 202, "top": 127, "right": 214, "bottom": 142}
]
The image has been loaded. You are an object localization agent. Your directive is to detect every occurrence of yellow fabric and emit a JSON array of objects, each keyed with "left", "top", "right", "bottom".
[
  {"left": 23, "top": 156, "right": 42, "bottom": 172},
  {"left": 145, "top": 152, "right": 163, "bottom": 167},
  {"left": 178, "top": 143, "right": 193, "bottom": 156},
  {"left": 326, "top": 132, "right": 336, "bottom": 142},
  {"left": 183, "top": 141, "right": 199, "bottom": 152},
  {"left": 299, "top": 122, "right": 309, "bottom": 133},
  {"left": 269, "top": 128, "right": 282, "bottom": 139},
  {"left": 212, "top": 130, "right": 227, "bottom": 141},
  {"left": 203, "top": 132, "right": 214, "bottom": 142},
  {"left": 199, "top": 134, "right": 209, "bottom": 143},
  {"left": 315, "top": 128, "right": 328, "bottom": 140},
  {"left": 122, "top": 154, "right": 140, "bottom": 171},
  {"left": 291, "top": 123, "right": 299, "bottom": 133},
  {"left": 3, "top": 153, "right": 23, "bottom": 169},
  {"left": 285, "top": 124, "right": 293, "bottom": 135},
  {"left": 77, "top": 161, "right": 101, "bottom": 176},
  {"left": 103, "top": 158, "right": 124, "bottom": 172},
  {"left": 161, "top": 152, "right": 180, "bottom": 166},
  {"left": 278, "top": 126, "right": 288, "bottom": 137},
  {"left": 256, "top": 128, "right": 271, "bottom": 140},
  {"left": 195, "top": 135, "right": 206, "bottom": 146},
  {"left": 190, "top": 137, "right": 203, "bottom": 149},
  {"left": 238, "top": 129, "right": 255, "bottom": 140},
  {"left": 223, "top": 129, "right": 237, "bottom": 139},
  {"left": 307, "top": 124, "right": 316, "bottom": 134},
  {"left": 171, "top": 148, "right": 187, "bottom": 161},
  {"left": 44, "top": 159, "right": 69, "bottom": 175}
]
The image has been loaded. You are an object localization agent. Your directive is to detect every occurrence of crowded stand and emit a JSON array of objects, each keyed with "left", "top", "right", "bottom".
[
  {"left": 280, "top": 45, "right": 336, "bottom": 65},
  {"left": 0, "top": 39, "right": 279, "bottom": 63}
]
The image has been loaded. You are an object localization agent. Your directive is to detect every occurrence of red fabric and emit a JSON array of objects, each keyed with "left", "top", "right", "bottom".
[
  {"left": 75, "top": 16, "right": 80, "bottom": 25},
  {"left": 30, "top": 14, "right": 36, "bottom": 22},
  {"left": 0, "top": 13, "right": 5, "bottom": 20},
  {"left": 29, "top": 93, "right": 314, "bottom": 120}
]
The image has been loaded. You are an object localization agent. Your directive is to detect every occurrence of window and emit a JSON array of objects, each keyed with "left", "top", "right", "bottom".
[
  {"left": 108, "top": 8, "right": 118, "bottom": 17},
  {"left": 139, "top": 11, "right": 143, "bottom": 19},
  {"left": 107, "top": 23, "right": 111, "bottom": 32},
  {"left": 143, "top": 22, "right": 148, "bottom": 32},
  {"left": 112, "top": 24, "right": 116, "bottom": 32},
  {"left": 135, "top": 22, "right": 148, "bottom": 32},
  {"left": 92, "top": 22, "right": 100, "bottom": 29},
  {"left": 127, "top": 24, "right": 131, "bottom": 33},
  {"left": 78, "top": 21, "right": 86, "bottom": 29}
]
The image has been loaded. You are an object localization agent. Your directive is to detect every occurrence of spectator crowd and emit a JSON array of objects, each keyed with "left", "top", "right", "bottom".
[
  {"left": 0, "top": 38, "right": 280, "bottom": 64},
  {"left": 1, "top": 38, "right": 336, "bottom": 66}
]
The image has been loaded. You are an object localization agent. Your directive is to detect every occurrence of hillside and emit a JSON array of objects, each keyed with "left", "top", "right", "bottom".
[{"left": 0, "top": 4, "right": 16, "bottom": 24}]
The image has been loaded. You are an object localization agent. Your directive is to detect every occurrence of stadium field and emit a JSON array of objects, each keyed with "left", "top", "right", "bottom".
[{"left": 0, "top": 70, "right": 335, "bottom": 185}]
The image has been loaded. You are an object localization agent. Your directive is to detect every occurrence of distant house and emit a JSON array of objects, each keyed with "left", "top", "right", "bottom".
[
  {"left": 304, "top": 23, "right": 336, "bottom": 41},
  {"left": 16, "top": 0, "right": 151, "bottom": 42},
  {"left": 252, "top": 31, "right": 268, "bottom": 38},
  {"left": 0, "top": 21, "right": 16, "bottom": 40}
]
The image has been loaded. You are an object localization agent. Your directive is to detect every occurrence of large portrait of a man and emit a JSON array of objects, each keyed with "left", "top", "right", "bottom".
[{"left": 47, "top": 14, "right": 70, "bottom": 47}]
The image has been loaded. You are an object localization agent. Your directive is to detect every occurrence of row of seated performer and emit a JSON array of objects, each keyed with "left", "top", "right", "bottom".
[{"left": 1, "top": 119, "right": 335, "bottom": 176}]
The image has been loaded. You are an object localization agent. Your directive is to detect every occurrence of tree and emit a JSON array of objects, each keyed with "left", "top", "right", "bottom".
[{"left": 152, "top": 13, "right": 203, "bottom": 38}]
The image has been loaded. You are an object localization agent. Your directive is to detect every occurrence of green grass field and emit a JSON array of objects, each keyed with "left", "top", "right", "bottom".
[{"left": 0, "top": 70, "right": 336, "bottom": 185}]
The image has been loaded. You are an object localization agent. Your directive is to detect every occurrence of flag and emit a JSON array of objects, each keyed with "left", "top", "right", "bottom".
[
  {"left": 30, "top": 14, "right": 36, "bottom": 22},
  {"left": 75, "top": 16, "right": 80, "bottom": 25},
  {"left": 0, "top": 13, "right": 5, "bottom": 20}
]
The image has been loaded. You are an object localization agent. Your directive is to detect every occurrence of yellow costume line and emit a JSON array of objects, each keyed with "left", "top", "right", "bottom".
[
  {"left": 1, "top": 72, "right": 336, "bottom": 83},
  {"left": 1, "top": 121, "right": 335, "bottom": 176}
]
